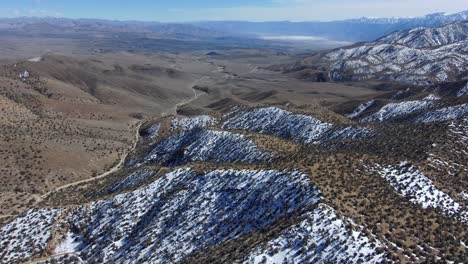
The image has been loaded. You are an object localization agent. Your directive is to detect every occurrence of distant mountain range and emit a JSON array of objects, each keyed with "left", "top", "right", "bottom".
[
  {"left": 272, "top": 20, "right": 468, "bottom": 85},
  {"left": 0, "top": 10, "right": 467, "bottom": 43},
  {"left": 193, "top": 10, "right": 468, "bottom": 41},
  {"left": 324, "top": 20, "right": 468, "bottom": 84}
]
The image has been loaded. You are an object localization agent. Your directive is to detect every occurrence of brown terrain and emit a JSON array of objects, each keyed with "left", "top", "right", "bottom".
[
  {"left": 0, "top": 18, "right": 466, "bottom": 263},
  {"left": 0, "top": 44, "right": 385, "bottom": 225}
]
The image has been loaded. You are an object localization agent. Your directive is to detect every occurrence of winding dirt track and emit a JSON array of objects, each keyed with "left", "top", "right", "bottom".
[
  {"left": 34, "top": 75, "right": 208, "bottom": 205},
  {"left": 17, "top": 74, "right": 208, "bottom": 264},
  {"left": 163, "top": 75, "right": 208, "bottom": 117},
  {"left": 36, "top": 122, "right": 142, "bottom": 203}
]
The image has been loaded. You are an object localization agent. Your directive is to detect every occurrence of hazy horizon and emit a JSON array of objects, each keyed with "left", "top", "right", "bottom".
[{"left": 1, "top": 0, "right": 467, "bottom": 22}]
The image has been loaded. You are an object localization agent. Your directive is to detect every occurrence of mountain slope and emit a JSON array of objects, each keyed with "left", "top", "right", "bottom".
[
  {"left": 378, "top": 20, "right": 468, "bottom": 48},
  {"left": 324, "top": 21, "right": 468, "bottom": 85}
]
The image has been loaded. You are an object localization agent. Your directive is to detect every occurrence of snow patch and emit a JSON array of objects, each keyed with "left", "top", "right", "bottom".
[
  {"left": 171, "top": 115, "right": 217, "bottom": 131},
  {"left": 416, "top": 104, "right": 468, "bottom": 123},
  {"left": 361, "top": 100, "right": 435, "bottom": 122},
  {"left": 423, "top": 94, "right": 440, "bottom": 100},
  {"left": 143, "top": 129, "right": 272, "bottom": 166},
  {"left": 55, "top": 232, "right": 80, "bottom": 254},
  {"left": 346, "top": 100, "right": 375, "bottom": 118},
  {"left": 223, "top": 107, "right": 333, "bottom": 144},
  {"left": 146, "top": 124, "right": 160, "bottom": 139},
  {"left": 19, "top": 70, "right": 29, "bottom": 81},
  {"left": 0, "top": 208, "right": 61, "bottom": 263},
  {"left": 457, "top": 82, "right": 468, "bottom": 97},
  {"left": 245, "top": 204, "right": 386, "bottom": 263},
  {"left": 63, "top": 168, "right": 321, "bottom": 263},
  {"left": 372, "top": 162, "right": 467, "bottom": 222}
]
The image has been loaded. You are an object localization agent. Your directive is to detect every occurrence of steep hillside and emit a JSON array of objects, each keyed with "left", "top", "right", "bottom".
[
  {"left": 378, "top": 20, "right": 468, "bottom": 48},
  {"left": 0, "top": 53, "right": 200, "bottom": 223},
  {"left": 1, "top": 84, "right": 467, "bottom": 262},
  {"left": 1, "top": 19, "right": 467, "bottom": 263}
]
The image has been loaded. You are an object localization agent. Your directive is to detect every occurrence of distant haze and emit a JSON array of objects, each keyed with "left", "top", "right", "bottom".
[
  {"left": 259, "top": 35, "right": 352, "bottom": 48},
  {"left": 0, "top": 0, "right": 468, "bottom": 22}
]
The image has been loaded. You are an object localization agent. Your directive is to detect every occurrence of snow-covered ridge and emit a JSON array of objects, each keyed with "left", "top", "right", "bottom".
[
  {"left": 321, "top": 126, "right": 373, "bottom": 142},
  {"left": 378, "top": 21, "right": 468, "bottom": 48},
  {"left": 223, "top": 107, "right": 372, "bottom": 144},
  {"left": 371, "top": 162, "right": 467, "bottom": 222},
  {"left": 223, "top": 107, "right": 332, "bottom": 144},
  {"left": 143, "top": 129, "right": 272, "bottom": 166},
  {"left": 415, "top": 103, "right": 468, "bottom": 123},
  {"left": 323, "top": 21, "right": 468, "bottom": 85},
  {"left": 360, "top": 100, "right": 435, "bottom": 122},
  {"left": 0, "top": 208, "right": 61, "bottom": 263},
  {"left": 171, "top": 115, "right": 217, "bottom": 131},
  {"left": 345, "top": 11, "right": 468, "bottom": 25},
  {"left": 346, "top": 100, "right": 375, "bottom": 118},
  {"left": 60, "top": 168, "right": 320, "bottom": 263},
  {"left": 245, "top": 204, "right": 386, "bottom": 264}
]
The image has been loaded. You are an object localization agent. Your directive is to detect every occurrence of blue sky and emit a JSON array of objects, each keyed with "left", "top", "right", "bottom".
[{"left": 1, "top": 0, "right": 467, "bottom": 22}]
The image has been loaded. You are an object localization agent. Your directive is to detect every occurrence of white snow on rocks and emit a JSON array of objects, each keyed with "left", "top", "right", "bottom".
[
  {"left": 224, "top": 107, "right": 373, "bottom": 144},
  {"left": 372, "top": 162, "right": 467, "bottom": 222},
  {"left": 423, "top": 94, "right": 441, "bottom": 101},
  {"left": 63, "top": 168, "right": 321, "bottom": 263},
  {"left": 321, "top": 126, "right": 373, "bottom": 142},
  {"left": 146, "top": 123, "right": 160, "bottom": 139},
  {"left": 323, "top": 21, "right": 468, "bottom": 85},
  {"left": 105, "top": 170, "right": 155, "bottom": 194},
  {"left": 171, "top": 115, "right": 217, "bottom": 131},
  {"left": 223, "top": 107, "right": 333, "bottom": 144},
  {"left": 223, "top": 107, "right": 332, "bottom": 143},
  {"left": 346, "top": 100, "right": 375, "bottom": 118},
  {"left": 457, "top": 82, "right": 468, "bottom": 97},
  {"left": 144, "top": 129, "right": 272, "bottom": 165},
  {"left": 378, "top": 21, "right": 468, "bottom": 49},
  {"left": 416, "top": 104, "right": 468, "bottom": 123},
  {"left": 360, "top": 100, "right": 435, "bottom": 122},
  {"left": 27, "top": 56, "right": 42, "bottom": 62},
  {"left": 18, "top": 70, "right": 29, "bottom": 81},
  {"left": 0, "top": 208, "right": 61, "bottom": 263},
  {"left": 245, "top": 204, "right": 386, "bottom": 264},
  {"left": 55, "top": 232, "right": 80, "bottom": 255}
]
